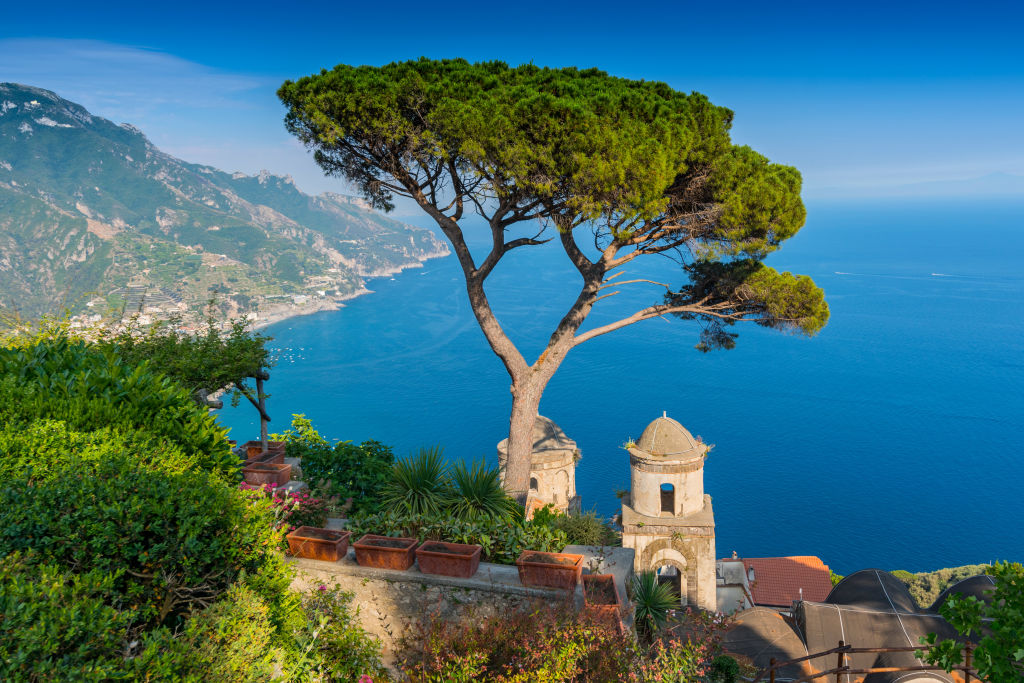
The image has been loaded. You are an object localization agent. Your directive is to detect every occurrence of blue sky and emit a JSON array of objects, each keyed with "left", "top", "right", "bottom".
[{"left": 2, "top": 0, "right": 1022, "bottom": 203}]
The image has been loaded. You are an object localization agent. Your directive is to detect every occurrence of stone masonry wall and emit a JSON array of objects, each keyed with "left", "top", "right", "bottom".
[{"left": 289, "top": 555, "right": 577, "bottom": 669}]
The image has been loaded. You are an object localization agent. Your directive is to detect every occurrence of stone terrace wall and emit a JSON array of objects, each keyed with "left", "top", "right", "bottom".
[{"left": 289, "top": 554, "right": 578, "bottom": 668}]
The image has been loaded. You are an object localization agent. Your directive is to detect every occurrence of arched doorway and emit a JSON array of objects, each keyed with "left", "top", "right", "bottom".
[{"left": 648, "top": 547, "right": 695, "bottom": 607}]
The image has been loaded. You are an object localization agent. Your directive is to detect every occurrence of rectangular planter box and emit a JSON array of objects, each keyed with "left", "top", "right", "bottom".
[
  {"left": 416, "top": 540, "right": 482, "bottom": 578},
  {"left": 286, "top": 527, "right": 351, "bottom": 562},
  {"left": 242, "top": 440, "right": 286, "bottom": 459},
  {"left": 582, "top": 573, "right": 620, "bottom": 607},
  {"left": 353, "top": 534, "right": 418, "bottom": 571},
  {"left": 241, "top": 462, "right": 291, "bottom": 487},
  {"left": 243, "top": 451, "right": 284, "bottom": 467},
  {"left": 515, "top": 550, "right": 584, "bottom": 591},
  {"left": 582, "top": 574, "right": 624, "bottom": 633}
]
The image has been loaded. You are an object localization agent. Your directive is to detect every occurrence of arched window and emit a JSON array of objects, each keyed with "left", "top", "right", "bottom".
[
  {"left": 660, "top": 483, "right": 675, "bottom": 515},
  {"left": 529, "top": 477, "right": 538, "bottom": 491}
]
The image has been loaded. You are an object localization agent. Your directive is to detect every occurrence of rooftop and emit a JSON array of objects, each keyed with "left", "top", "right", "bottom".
[
  {"left": 632, "top": 414, "right": 706, "bottom": 461},
  {"left": 741, "top": 556, "right": 833, "bottom": 607}
]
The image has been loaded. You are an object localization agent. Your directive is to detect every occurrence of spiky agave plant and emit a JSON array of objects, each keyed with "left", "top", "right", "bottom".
[
  {"left": 448, "top": 459, "right": 519, "bottom": 523},
  {"left": 381, "top": 446, "right": 453, "bottom": 516},
  {"left": 631, "top": 571, "right": 679, "bottom": 640}
]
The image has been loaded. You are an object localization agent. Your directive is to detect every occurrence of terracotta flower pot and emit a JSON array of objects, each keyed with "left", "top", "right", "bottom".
[
  {"left": 416, "top": 540, "right": 482, "bottom": 578},
  {"left": 582, "top": 573, "right": 624, "bottom": 632},
  {"left": 242, "top": 440, "right": 286, "bottom": 459},
  {"left": 352, "top": 534, "right": 418, "bottom": 570},
  {"left": 286, "top": 527, "right": 351, "bottom": 562},
  {"left": 241, "top": 462, "right": 291, "bottom": 487},
  {"left": 515, "top": 550, "right": 584, "bottom": 591},
  {"left": 243, "top": 451, "right": 284, "bottom": 467}
]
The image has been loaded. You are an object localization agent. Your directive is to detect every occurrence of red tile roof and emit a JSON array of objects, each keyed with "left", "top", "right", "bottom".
[{"left": 742, "top": 556, "right": 832, "bottom": 607}]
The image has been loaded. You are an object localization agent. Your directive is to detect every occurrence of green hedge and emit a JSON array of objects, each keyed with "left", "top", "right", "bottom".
[
  {"left": 0, "top": 557, "right": 131, "bottom": 681},
  {"left": 0, "top": 449, "right": 290, "bottom": 630},
  {"left": 0, "top": 338, "right": 235, "bottom": 477},
  {"left": 0, "top": 419, "right": 199, "bottom": 482}
]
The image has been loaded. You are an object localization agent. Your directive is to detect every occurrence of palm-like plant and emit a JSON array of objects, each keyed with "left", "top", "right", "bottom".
[
  {"left": 631, "top": 571, "right": 679, "bottom": 640},
  {"left": 380, "top": 446, "right": 453, "bottom": 516},
  {"left": 448, "top": 460, "right": 519, "bottom": 523}
]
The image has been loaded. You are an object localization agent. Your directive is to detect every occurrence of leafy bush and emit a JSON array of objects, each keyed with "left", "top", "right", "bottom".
[
  {"left": 241, "top": 483, "right": 331, "bottom": 537},
  {"left": 890, "top": 564, "right": 990, "bottom": 607},
  {"left": 275, "top": 415, "right": 393, "bottom": 516},
  {"left": 533, "top": 505, "right": 620, "bottom": 546},
  {"left": 289, "top": 584, "right": 391, "bottom": 682},
  {"left": 0, "top": 448, "right": 291, "bottom": 630},
  {"left": 0, "top": 338, "right": 236, "bottom": 477},
  {"left": 0, "top": 556, "right": 131, "bottom": 681},
  {"left": 348, "top": 510, "right": 566, "bottom": 565},
  {"left": 922, "top": 561, "right": 1024, "bottom": 683},
  {"left": 397, "top": 603, "right": 729, "bottom": 682},
  {"left": 136, "top": 583, "right": 287, "bottom": 682},
  {"left": 710, "top": 654, "right": 741, "bottom": 683},
  {"left": 0, "top": 419, "right": 200, "bottom": 483},
  {"left": 397, "top": 603, "right": 628, "bottom": 682},
  {"left": 97, "top": 313, "right": 272, "bottom": 409}
]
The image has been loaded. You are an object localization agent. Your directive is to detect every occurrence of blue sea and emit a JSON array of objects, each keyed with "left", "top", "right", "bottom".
[{"left": 217, "top": 198, "right": 1024, "bottom": 575}]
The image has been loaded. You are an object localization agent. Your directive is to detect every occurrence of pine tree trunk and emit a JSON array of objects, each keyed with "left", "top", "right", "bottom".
[{"left": 503, "top": 380, "right": 543, "bottom": 502}]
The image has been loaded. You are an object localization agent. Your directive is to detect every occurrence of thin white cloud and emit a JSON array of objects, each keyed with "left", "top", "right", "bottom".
[
  {"left": 0, "top": 39, "right": 270, "bottom": 117},
  {"left": 0, "top": 38, "right": 351, "bottom": 196}
]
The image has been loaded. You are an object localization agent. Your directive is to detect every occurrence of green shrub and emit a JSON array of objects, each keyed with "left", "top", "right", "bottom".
[
  {"left": 0, "top": 556, "right": 131, "bottom": 681},
  {"left": 533, "top": 506, "right": 620, "bottom": 547},
  {"left": 134, "top": 583, "right": 286, "bottom": 682},
  {"left": 397, "top": 603, "right": 629, "bottom": 682},
  {"left": 0, "top": 449, "right": 290, "bottom": 630},
  {"left": 710, "top": 654, "right": 741, "bottom": 683},
  {"left": 275, "top": 415, "right": 393, "bottom": 516},
  {"left": 397, "top": 603, "right": 728, "bottom": 682},
  {"left": 382, "top": 446, "right": 453, "bottom": 516},
  {"left": 890, "top": 564, "right": 990, "bottom": 607},
  {"left": 241, "top": 483, "right": 330, "bottom": 538},
  {"left": 348, "top": 509, "right": 566, "bottom": 565},
  {"left": 289, "top": 584, "right": 391, "bottom": 682},
  {"left": 0, "top": 338, "right": 235, "bottom": 477},
  {"left": 0, "top": 419, "right": 199, "bottom": 483},
  {"left": 448, "top": 459, "right": 520, "bottom": 523},
  {"left": 631, "top": 571, "right": 680, "bottom": 641}
]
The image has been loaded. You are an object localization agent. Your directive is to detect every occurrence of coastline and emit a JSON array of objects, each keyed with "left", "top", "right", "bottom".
[{"left": 250, "top": 248, "right": 449, "bottom": 332}]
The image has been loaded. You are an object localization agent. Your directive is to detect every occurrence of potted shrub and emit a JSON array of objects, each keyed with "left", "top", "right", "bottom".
[
  {"left": 515, "top": 550, "right": 584, "bottom": 591},
  {"left": 241, "top": 462, "right": 291, "bottom": 487},
  {"left": 582, "top": 573, "right": 623, "bottom": 632},
  {"left": 416, "top": 540, "right": 482, "bottom": 578},
  {"left": 286, "top": 526, "right": 352, "bottom": 562},
  {"left": 353, "top": 534, "right": 418, "bottom": 570}
]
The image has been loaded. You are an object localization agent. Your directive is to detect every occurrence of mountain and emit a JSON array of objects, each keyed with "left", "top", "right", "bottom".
[{"left": 0, "top": 83, "right": 448, "bottom": 320}]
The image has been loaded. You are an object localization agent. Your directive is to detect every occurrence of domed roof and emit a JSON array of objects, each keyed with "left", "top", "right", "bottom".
[
  {"left": 530, "top": 415, "right": 576, "bottom": 451},
  {"left": 497, "top": 415, "right": 576, "bottom": 455},
  {"left": 634, "top": 414, "right": 705, "bottom": 459}
]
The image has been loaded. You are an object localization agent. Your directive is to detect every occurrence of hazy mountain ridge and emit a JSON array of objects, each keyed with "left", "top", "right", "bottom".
[{"left": 0, "top": 83, "right": 448, "bottom": 318}]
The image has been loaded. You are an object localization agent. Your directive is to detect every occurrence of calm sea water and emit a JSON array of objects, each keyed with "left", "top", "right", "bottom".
[{"left": 217, "top": 198, "right": 1024, "bottom": 575}]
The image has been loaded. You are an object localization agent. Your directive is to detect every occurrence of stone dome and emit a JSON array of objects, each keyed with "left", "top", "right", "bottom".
[
  {"left": 634, "top": 415, "right": 706, "bottom": 460},
  {"left": 497, "top": 415, "right": 576, "bottom": 455}
]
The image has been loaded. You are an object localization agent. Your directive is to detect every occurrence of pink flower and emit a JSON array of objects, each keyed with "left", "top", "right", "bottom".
[
  {"left": 358, "top": 677, "right": 373, "bottom": 683},
  {"left": 318, "top": 584, "right": 327, "bottom": 592}
]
